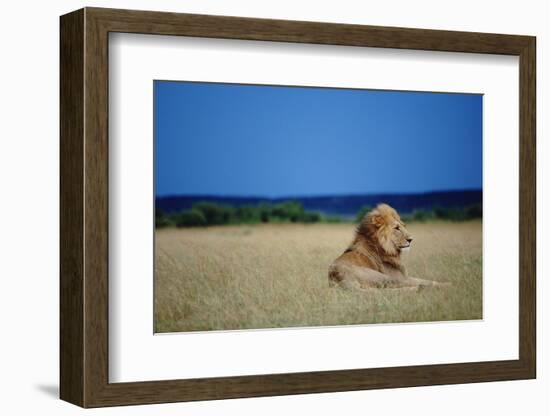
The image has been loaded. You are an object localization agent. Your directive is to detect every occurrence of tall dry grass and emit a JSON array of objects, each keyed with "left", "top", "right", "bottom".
[{"left": 154, "top": 221, "right": 482, "bottom": 333}]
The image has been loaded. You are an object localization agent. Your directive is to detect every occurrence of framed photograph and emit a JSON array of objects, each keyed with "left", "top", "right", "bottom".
[{"left": 60, "top": 7, "right": 536, "bottom": 408}]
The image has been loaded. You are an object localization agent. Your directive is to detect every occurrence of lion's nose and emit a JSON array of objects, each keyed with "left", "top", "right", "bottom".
[{"left": 407, "top": 237, "right": 413, "bottom": 243}]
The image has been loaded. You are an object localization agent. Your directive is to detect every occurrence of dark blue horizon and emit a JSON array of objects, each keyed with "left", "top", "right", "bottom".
[
  {"left": 156, "top": 188, "right": 483, "bottom": 200},
  {"left": 155, "top": 81, "right": 482, "bottom": 198}
]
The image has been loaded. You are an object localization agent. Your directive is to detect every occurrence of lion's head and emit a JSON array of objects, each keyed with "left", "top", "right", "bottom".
[{"left": 358, "top": 203, "right": 412, "bottom": 257}]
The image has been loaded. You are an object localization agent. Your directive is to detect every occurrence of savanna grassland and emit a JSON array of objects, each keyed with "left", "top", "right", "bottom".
[{"left": 154, "top": 221, "right": 482, "bottom": 333}]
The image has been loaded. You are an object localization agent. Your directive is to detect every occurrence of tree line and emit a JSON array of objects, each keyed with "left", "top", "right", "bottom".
[
  {"left": 156, "top": 201, "right": 482, "bottom": 228},
  {"left": 354, "top": 203, "right": 482, "bottom": 223}
]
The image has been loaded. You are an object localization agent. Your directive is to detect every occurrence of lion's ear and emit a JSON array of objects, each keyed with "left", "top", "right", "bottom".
[{"left": 369, "top": 214, "right": 385, "bottom": 228}]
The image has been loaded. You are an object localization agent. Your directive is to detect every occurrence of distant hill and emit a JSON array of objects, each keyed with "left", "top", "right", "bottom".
[{"left": 156, "top": 189, "right": 482, "bottom": 218}]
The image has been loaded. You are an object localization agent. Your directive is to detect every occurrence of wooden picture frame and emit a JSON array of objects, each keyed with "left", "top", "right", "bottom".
[{"left": 60, "top": 7, "right": 536, "bottom": 408}]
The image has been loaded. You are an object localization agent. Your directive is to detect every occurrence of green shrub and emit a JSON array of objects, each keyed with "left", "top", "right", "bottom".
[
  {"left": 234, "top": 205, "right": 260, "bottom": 223},
  {"left": 433, "top": 204, "right": 482, "bottom": 222},
  {"left": 299, "top": 211, "right": 322, "bottom": 223},
  {"left": 355, "top": 205, "right": 372, "bottom": 223},
  {"left": 175, "top": 210, "right": 207, "bottom": 227},
  {"left": 402, "top": 204, "right": 482, "bottom": 223},
  {"left": 433, "top": 205, "right": 464, "bottom": 221},
  {"left": 258, "top": 203, "right": 272, "bottom": 223},
  {"left": 272, "top": 201, "right": 305, "bottom": 222},
  {"left": 193, "top": 202, "right": 233, "bottom": 225},
  {"left": 323, "top": 215, "right": 343, "bottom": 223},
  {"left": 155, "top": 208, "right": 173, "bottom": 228},
  {"left": 465, "top": 203, "right": 482, "bottom": 219},
  {"left": 412, "top": 209, "right": 432, "bottom": 222}
]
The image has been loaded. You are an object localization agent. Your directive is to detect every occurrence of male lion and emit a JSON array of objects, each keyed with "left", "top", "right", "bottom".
[{"left": 328, "top": 203, "right": 448, "bottom": 291}]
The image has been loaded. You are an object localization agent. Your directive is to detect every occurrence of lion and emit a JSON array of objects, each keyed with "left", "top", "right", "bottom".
[{"left": 328, "top": 203, "right": 448, "bottom": 291}]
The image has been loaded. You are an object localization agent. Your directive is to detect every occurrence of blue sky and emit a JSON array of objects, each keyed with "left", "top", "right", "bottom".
[{"left": 155, "top": 81, "right": 482, "bottom": 198}]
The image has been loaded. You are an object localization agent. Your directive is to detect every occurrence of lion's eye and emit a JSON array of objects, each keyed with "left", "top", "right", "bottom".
[{"left": 394, "top": 225, "right": 400, "bottom": 230}]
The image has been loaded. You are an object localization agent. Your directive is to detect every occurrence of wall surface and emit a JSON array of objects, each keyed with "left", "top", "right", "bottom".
[{"left": 0, "top": 0, "right": 545, "bottom": 414}]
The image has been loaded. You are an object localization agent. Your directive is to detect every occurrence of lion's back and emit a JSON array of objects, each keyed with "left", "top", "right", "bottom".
[{"left": 328, "top": 249, "right": 379, "bottom": 286}]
